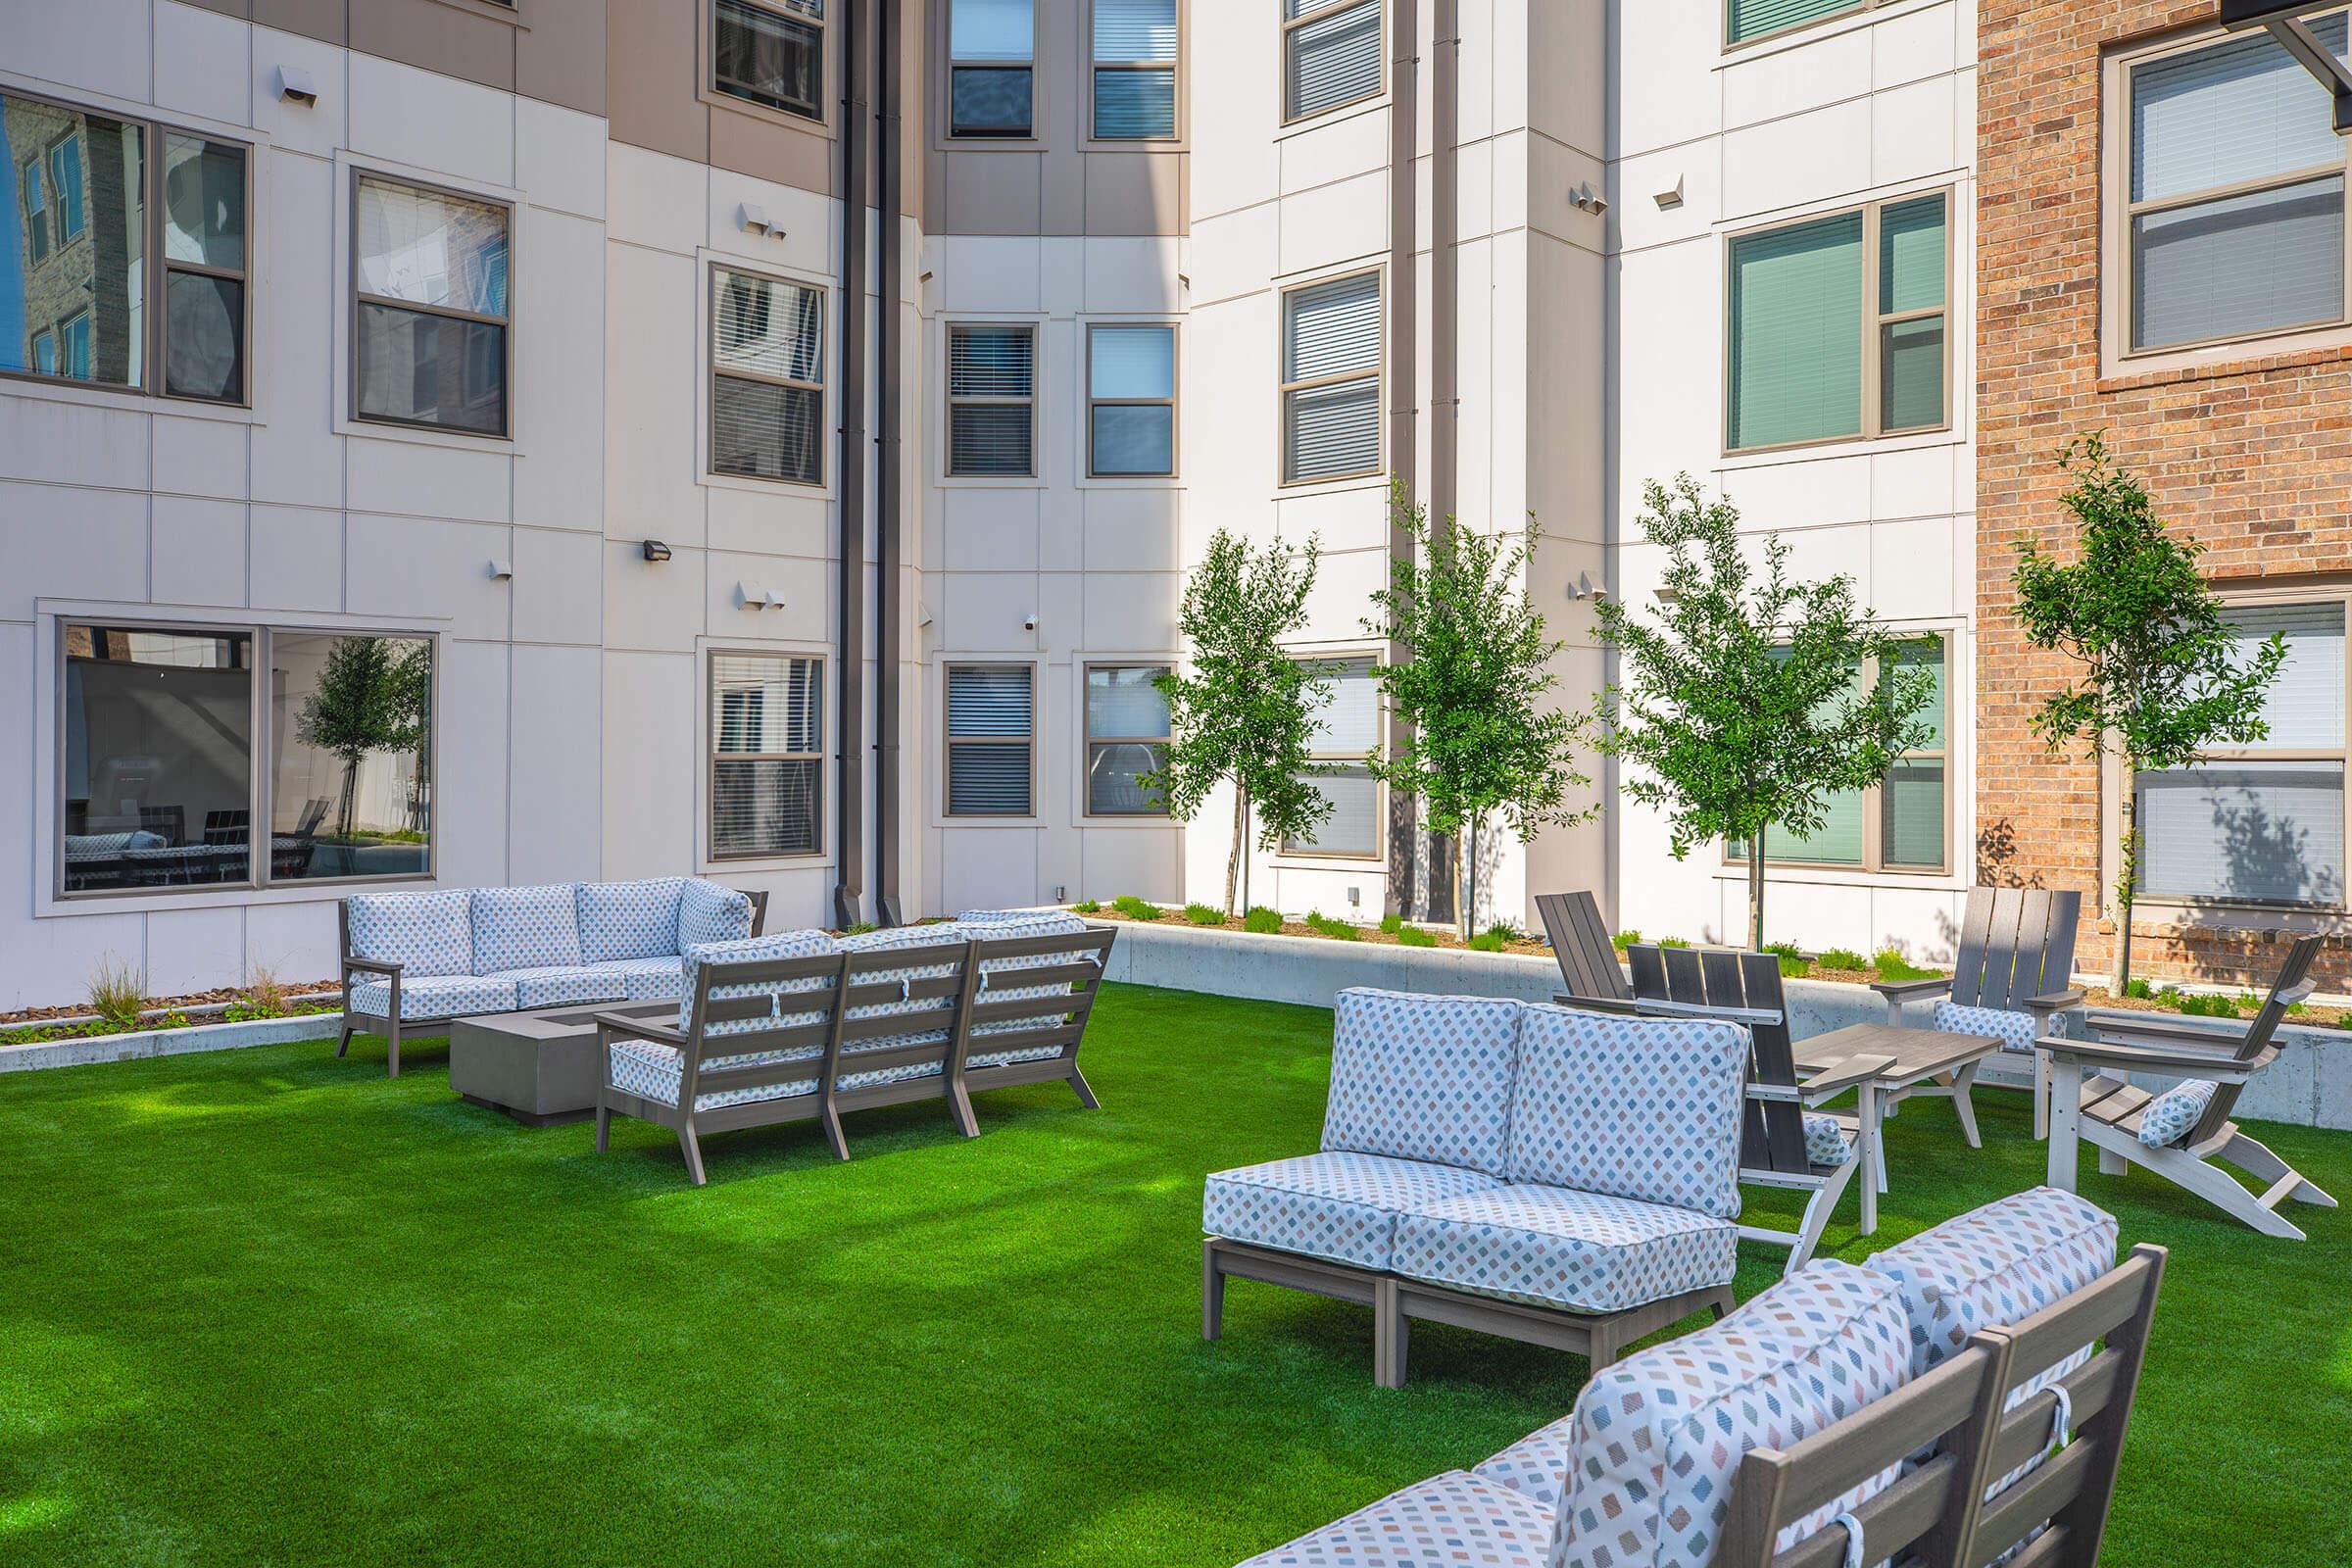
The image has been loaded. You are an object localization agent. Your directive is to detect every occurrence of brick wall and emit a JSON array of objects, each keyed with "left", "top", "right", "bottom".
[{"left": 1977, "top": 1, "right": 2352, "bottom": 987}]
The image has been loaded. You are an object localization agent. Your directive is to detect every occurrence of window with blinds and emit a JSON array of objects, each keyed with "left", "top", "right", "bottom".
[
  {"left": 2137, "top": 601, "right": 2347, "bottom": 906},
  {"left": 2125, "top": 16, "right": 2349, "bottom": 354},
  {"left": 1284, "top": 0, "right": 1380, "bottom": 121},
  {"left": 948, "top": 324, "right": 1036, "bottom": 476},
  {"left": 1727, "top": 0, "right": 1865, "bottom": 47},
  {"left": 1726, "top": 192, "right": 1946, "bottom": 453},
  {"left": 1086, "top": 664, "right": 1171, "bottom": 815},
  {"left": 1093, "top": 0, "right": 1178, "bottom": 139},
  {"left": 1281, "top": 271, "right": 1381, "bottom": 484},
  {"left": 356, "top": 174, "right": 511, "bottom": 436},
  {"left": 947, "top": 664, "right": 1034, "bottom": 815},
  {"left": 951, "top": 0, "right": 1033, "bottom": 137},
  {"left": 713, "top": 0, "right": 824, "bottom": 122},
  {"left": 1088, "top": 323, "right": 1176, "bottom": 475},
  {"left": 1282, "top": 656, "right": 1380, "bottom": 857},
  {"left": 710, "top": 653, "right": 824, "bottom": 858},
  {"left": 711, "top": 267, "right": 824, "bottom": 485}
]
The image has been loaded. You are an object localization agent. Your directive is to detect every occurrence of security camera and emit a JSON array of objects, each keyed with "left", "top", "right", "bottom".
[{"left": 1022, "top": 613, "right": 1039, "bottom": 632}]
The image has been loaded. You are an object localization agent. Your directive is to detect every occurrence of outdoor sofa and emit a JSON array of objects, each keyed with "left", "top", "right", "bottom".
[
  {"left": 1235, "top": 1185, "right": 2162, "bottom": 1568},
  {"left": 337, "top": 878, "right": 771, "bottom": 1076}
]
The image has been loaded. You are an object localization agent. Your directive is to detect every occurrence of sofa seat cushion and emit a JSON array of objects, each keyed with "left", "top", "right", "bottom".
[
  {"left": 1505, "top": 1005, "right": 1748, "bottom": 1218},
  {"left": 493, "top": 965, "right": 630, "bottom": 1010},
  {"left": 1390, "top": 1185, "right": 1738, "bottom": 1315},
  {"left": 2135, "top": 1079, "right": 2215, "bottom": 1148},
  {"left": 1204, "top": 1152, "right": 1503, "bottom": 1272},
  {"left": 1933, "top": 1000, "right": 2040, "bottom": 1054},
  {"left": 967, "top": 1042, "right": 1066, "bottom": 1070},
  {"left": 594, "top": 956, "right": 689, "bottom": 1003},
  {"left": 607, "top": 1038, "right": 945, "bottom": 1113},
  {"left": 1805, "top": 1111, "right": 1858, "bottom": 1168},
  {"left": 1236, "top": 1470, "right": 1556, "bottom": 1568},
  {"left": 677, "top": 878, "right": 756, "bottom": 952},
  {"left": 1548, "top": 1258, "right": 1913, "bottom": 1568},
  {"left": 576, "top": 877, "right": 687, "bottom": 964},
  {"left": 469, "top": 884, "right": 584, "bottom": 975},
  {"left": 346, "top": 889, "right": 473, "bottom": 977},
  {"left": 679, "top": 929, "right": 841, "bottom": 1036},
  {"left": 1320, "top": 988, "right": 1524, "bottom": 1175},
  {"left": 347, "top": 973, "right": 519, "bottom": 1022}
]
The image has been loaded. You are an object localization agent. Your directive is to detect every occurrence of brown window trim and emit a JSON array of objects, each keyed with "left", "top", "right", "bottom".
[
  {"left": 704, "top": 0, "right": 836, "bottom": 134},
  {"left": 350, "top": 170, "right": 515, "bottom": 441},
  {"left": 1085, "top": 0, "right": 1186, "bottom": 146},
  {"left": 1082, "top": 662, "right": 1174, "bottom": 819},
  {"left": 1085, "top": 321, "right": 1179, "bottom": 478},
  {"left": 945, "top": 321, "right": 1040, "bottom": 479},
  {"left": 943, "top": 0, "right": 1038, "bottom": 142},
  {"left": 1280, "top": 0, "right": 1385, "bottom": 126},
  {"left": 708, "top": 649, "right": 827, "bottom": 861},
  {"left": 1278, "top": 268, "right": 1385, "bottom": 488},
  {"left": 709, "top": 263, "right": 828, "bottom": 488},
  {"left": 1723, "top": 0, "right": 1892, "bottom": 54},
  {"left": 1279, "top": 654, "right": 1384, "bottom": 860},
  {"left": 944, "top": 662, "right": 1038, "bottom": 818}
]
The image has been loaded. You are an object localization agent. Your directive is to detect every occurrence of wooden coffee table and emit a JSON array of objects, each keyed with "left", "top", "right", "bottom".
[
  {"left": 1792, "top": 1022, "right": 2005, "bottom": 1234},
  {"left": 450, "top": 1000, "right": 676, "bottom": 1125}
]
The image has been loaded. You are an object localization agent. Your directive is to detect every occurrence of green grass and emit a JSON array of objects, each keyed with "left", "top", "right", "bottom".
[{"left": 0, "top": 987, "right": 2345, "bottom": 1567}]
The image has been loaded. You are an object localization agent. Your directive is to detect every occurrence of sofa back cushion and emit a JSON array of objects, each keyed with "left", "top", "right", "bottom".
[
  {"left": 680, "top": 928, "right": 841, "bottom": 1038},
  {"left": 839, "top": 922, "right": 972, "bottom": 1044},
  {"left": 1505, "top": 1005, "right": 1747, "bottom": 1219},
  {"left": 470, "top": 884, "right": 584, "bottom": 975},
  {"left": 677, "top": 879, "right": 756, "bottom": 952},
  {"left": 967, "top": 911, "right": 1094, "bottom": 1036},
  {"left": 1867, "top": 1186, "right": 2117, "bottom": 1380},
  {"left": 346, "top": 889, "right": 473, "bottom": 977},
  {"left": 1553, "top": 1259, "right": 1913, "bottom": 1568},
  {"left": 1320, "top": 989, "right": 1523, "bottom": 1176},
  {"left": 577, "top": 877, "right": 687, "bottom": 963}
]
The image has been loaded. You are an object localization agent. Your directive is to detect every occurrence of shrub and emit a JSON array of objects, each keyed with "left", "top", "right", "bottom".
[
  {"left": 1656, "top": 936, "right": 1691, "bottom": 950},
  {"left": 1466, "top": 928, "right": 1506, "bottom": 953},
  {"left": 1243, "top": 906, "right": 1284, "bottom": 934},
  {"left": 1761, "top": 940, "right": 1812, "bottom": 978},
  {"left": 87, "top": 957, "right": 147, "bottom": 1034},
  {"left": 843, "top": 921, "right": 878, "bottom": 937},
  {"left": 1184, "top": 903, "right": 1227, "bottom": 926},
  {"left": 1112, "top": 895, "right": 1164, "bottom": 921},
  {"left": 1396, "top": 926, "right": 1438, "bottom": 948},
  {"left": 1485, "top": 922, "right": 1528, "bottom": 945},
  {"left": 1872, "top": 946, "right": 1936, "bottom": 982},
  {"left": 1818, "top": 947, "right": 1869, "bottom": 972},
  {"left": 1303, "top": 910, "right": 1359, "bottom": 941},
  {"left": 2122, "top": 977, "right": 2155, "bottom": 1001},
  {"left": 1379, "top": 913, "right": 1403, "bottom": 935},
  {"left": 239, "top": 963, "right": 290, "bottom": 1019},
  {"left": 1611, "top": 928, "right": 1641, "bottom": 951},
  {"left": 1071, "top": 899, "right": 1102, "bottom": 914}
]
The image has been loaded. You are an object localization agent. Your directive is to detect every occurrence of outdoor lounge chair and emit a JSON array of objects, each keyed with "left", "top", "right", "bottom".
[{"left": 2037, "top": 932, "right": 2336, "bottom": 1240}]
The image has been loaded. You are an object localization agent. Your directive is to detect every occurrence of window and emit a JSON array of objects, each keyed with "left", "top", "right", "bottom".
[
  {"left": 1727, "top": 0, "right": 1867, "bottom": 47},
  {"left": 3, "top": 92, "right": 251, "bottom": 402},
  {"left": 711, "top": 267, "right": 825, "bottom": 484},
  {"left": 1281, "top": 270, "right": 1381, "bottom": 484},
  {"left": 2137, "top": 600, "right": 2346, "bottom": 908},
  {"left": 1088, "top": 323, "right": 1176, "bottom": 475},
  {"left": 1093, "top": 0, "right": 1178, "bottom": 140},
  {"left": 1283, "top": 656, "right": 1380, "bottom": 857},
  {"left": 1086, "top": 665, "right": 1170, "bottom": 815},
  {"left": 950, "top": 0, "right": 1033, "bottom": 137},
  {"left": 710, "top": 652, "right": 824, "bottom": 858},
  {"left": 947, "top": 323, "right": 1036, "bottom": 476},
  {"left": 2119, "top": 15, "right": 2350, "bottom": 356},
  {"left": 947, "top": 664, "right": 1034, "bottom": 815},
  {"left": 354, "top": 174, "right": 511, "bottom": 437},
  {"left": 60, "top": 624, "right": 434, "bottom": 896},
  {"left": 714, "top": 0, "right": 824, "bottom": 122},
  {"left": 1726, "top": 191, "right": 1947, "bottom": 453},
  {"left": 1284, "top": 0, "right": 1380, "bottom": 122}
]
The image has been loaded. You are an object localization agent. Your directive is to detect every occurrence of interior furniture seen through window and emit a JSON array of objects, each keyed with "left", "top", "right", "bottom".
[
  {"left": 1088, "top": 323, "right": 1176, "bottom": 475},
  {"left": 1282, "top": 270, "right": 1381, "bottom": 483},
  {"left": 1283, "top": 0, "right": 1380, "bottom": 122},
  {"left": 951, "top": 0, "right": 1034, "bottom": 137},
  {"left": 61, "top": 623, "right": 434, "bottom": 895},
  {"left": 1727, "top": 0, "right": 1866, "bottom": 48},
  {"left": 947, "top": 323, "right": 1036, "bottom": 475},
  {"left": 354, "top": 174, "right": 511, "bottom": 436},
  {"left": 1093, "top": 0, "right": 1179, "bottom": 139},
  {"left": 1283, "top": 656, "right": 1379, "bottom": 857},
  {"left": 714, "top": 0, "right": 825, "bottom": 122},
  {"left": 947, "top": 664, "right": 1034, "bottom": 815},
  {"left": 711, "top": 266, "right": 825, "bottom": 484},
  {"left": 1086, "top": 665, "right": 1171, "bottom": 815},
  {"left": 710, "top": 652, "right": 824, "bottom": 858}
]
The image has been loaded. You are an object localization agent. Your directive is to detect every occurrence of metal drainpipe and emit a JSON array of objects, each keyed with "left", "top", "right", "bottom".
[
  {"left": 1383, "top": 0, "right": 1421, "bottom": 919},
  {"left": 1425, "top": 0, "right": 1461, "bottom": 927},
  {"left": 874, "top": 0, "right": 906, "bottom": 927},
  {"left": 834, "top": 0, "right": 869, "bottom": 930}
]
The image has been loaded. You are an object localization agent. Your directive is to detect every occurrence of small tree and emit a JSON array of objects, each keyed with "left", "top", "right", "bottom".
[
  {"left": 1143, "top": 531, "right": 1336, "bottom": 915},
  {"left": 1595, "top": 475, "right": 1935, "bottom": 949},
  {"left": 1364, "top": 485, "right": 1596, "bottom": 938},
  {"left": 298, "top": 636, "right": 428, "bottom": 842},
  {"left": 2013, "top": 433, "right": 2285, "bottom": 992}
]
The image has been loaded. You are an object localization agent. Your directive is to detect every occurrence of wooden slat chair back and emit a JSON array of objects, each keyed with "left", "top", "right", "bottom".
[
  {"left": 2184, "top": 931, "right": 2318, "bottom": 1146},
  {"left": 675, "top": 949, "right": 858, "bottom": 1112},
  {"left": 1948, "top": 887, "right": 2082, "bottom": 1012},
  {"left": 954, "top": 926, "right": 1118, "bottom": 1124},
  {"left": 1716, "top": 1244, "right": 2166, "bottom": 1568},
  {"left": 1536, "top": 890, "right": 1634, "bottom": 1005}
]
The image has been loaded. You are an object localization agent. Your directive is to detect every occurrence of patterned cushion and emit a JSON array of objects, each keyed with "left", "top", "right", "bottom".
[
  {"left": 576, "top": 877, "right": 687, "bottom": 963},
  {"left": 680, "top": 929, "right": 841, "bottom": 1037},
  {"left": 677, "top": 879, "right": 756, "bottom": 952},
  {"left": 469, "top": 885, "right": 584, "bottom": 975},
  {"left": 1547, "top": 1259, "right": 1913, "bottom": 1568},
  {"left": 1237, "top": 1470, "right": 1556, "bottom": 1568},
  {"left": 1321, "top": 989, "right": 1524, "bottom": 1176},
  {"left": 956, "top": 907, "right": 1055, "bottom": 924},
  {"left": 608, "top": 1037, "right": 944, "bottom": 1113},
  {"left": 2136, "top": 1080, "right": 2216, "bottom": 1148},
  {"left": 494, "top": 965, "right": 630, "bottom": 1010},
  {"left": 1866, "top": 1186, "right": 2116, "bottom": 1378},
  {"left": 346, "top": 973, "right": 519, "bottom": 1022},
  {"left": 1390, "top": 1185, "right": 1739, "bottom": 1314},
  {"left": 968, "top": 1043, "right": 1067, "bottom": 1069},
  {"left": 1203, "top": 1152, "right": 1503, "bottom": 1272},
  {"left": 1805, "top": 1111, "right": 1857, "bottom": 1168},
  {"left": 593, "top": 956, "right": 689, "bottom": 1003},
  {"left": 1933, "top": 1000, "right": 2041, "bottom": 1054},
  {"left": 346, "top": 889, "right": 472, "bottom": 977},
  {"left": 1505, "top": 1005, "right": 1747, "bottom": 1219},
  {"left": 840, "top": 923, "right": 971, "bottom": 1054},
  {"left": 970, "top": 911, "right": 1093, "bottom": 1039}
]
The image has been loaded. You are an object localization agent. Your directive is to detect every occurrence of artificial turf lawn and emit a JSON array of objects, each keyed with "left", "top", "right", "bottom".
[{"left": 0, "top": 982, "right": 2345, "bottom": 1567}]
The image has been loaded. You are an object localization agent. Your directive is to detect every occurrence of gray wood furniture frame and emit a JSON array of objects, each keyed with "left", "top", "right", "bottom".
[
  {"left": 1718, "top": 1244, "right": 2167, "bottom": 1568},
  {"left": 952, "top": 926, "right": 1118, "bottom": 1119},
  {"left": 1536, "top": 890, "right": 1635, "bottom": 1005},
  {"left": 335, "top": 889, "right": 772, "bottom": 1078},
  {"left": 2040, "top": 933, "right": 2337, "bottom": 1240},
  {"left": 1200, "top": 1239, "right": 1732, "bottom": 1390},
  {"left": 1791, "top": 1022, "right": 2007, "bottom": 1230},
  {"left": 1871, "top": 887, "right": 2083, "bottom": 1139}
]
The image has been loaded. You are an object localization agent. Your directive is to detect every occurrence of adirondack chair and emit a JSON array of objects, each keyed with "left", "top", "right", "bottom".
[
  {"left": 1871, "top": 886, "right": 2084, "bottom": 1140},
  {"left": 2038, "top": 933, "right": 2336, "bottom": 1240},
  {"left": 1535, "top": 890, "right": 1634, "bottom": 1008}
]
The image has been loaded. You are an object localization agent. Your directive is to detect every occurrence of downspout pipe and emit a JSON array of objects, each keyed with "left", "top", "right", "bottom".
[
  {"left": 1383, "top": 0, "right": 1420, "bottom": 919},
  {"left": 1426, "top": 0, "right": 1461, "bottom": 927},
  {"left": 834, "top": 0, "right": 869, "bottom": 930},
  {"left": 874, "top": 0, "right": 906, "bottom": 926}
]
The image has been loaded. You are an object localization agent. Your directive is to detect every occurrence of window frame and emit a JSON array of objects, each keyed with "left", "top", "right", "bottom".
[
  {"left": 707, "top": 648, "right": 828, "bottom": 862},
  {"left": 943, "top": 662, "right": 1038, "bottom": 819},
  {"left": 1087, "top": 0, "right": 1184, "bottom": 145},
  {"left": 2101, "top": 14, "right": 2352, "bottom": 376},
  {"left": 1085, "top": 320, "right": 1179, "bottom": 478},
  {"left": 44, "top": 129, "right": 85, "bottom": 244},
  {"left": 1721, "top": 189, "right": 1953, "bottom": 458},
  {"left": 708, "top": 0, "right": 831, "bottom": 128},
  {"left": 1281, "top": 0, "right": 1385, "bottom": 126},
  {"left": 1723, "top": 0, "right": 1884, "bottom": 52},
  {"left": 945, "top": 320, "right": 1040, "bottom": 479},
  {"left": 348, "top": 169, "right": 515, "bottom": 441},
  {"left": 0, "top": 87, "right": 254, "bottom": 409},
  {"left": 1279, "top": 653, "right": 1384, "bottom": 860},
  {"left": 1278, "top": 267, "right": 1385, "bottom": 488},
  {"left": 945, "top": 0, "right": 1038, "bottom": 140},
  {"left": 708, "top": 262, "right": 828, "bottom": 489},
  {"left": 1082, "top": 662, "right": 1174, "bottom": 820}
]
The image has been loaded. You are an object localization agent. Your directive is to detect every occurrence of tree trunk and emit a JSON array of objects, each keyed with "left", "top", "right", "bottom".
[
  {"left": 1457, "top": 815, "right": 1478, "bottom": 943},
  {"left": 337, "top": 759, "right": 361, "bottom": 843},
  {"left": 1748, "top": 824, "right": 1768, "bottom": 951},
  {"left": 2113, "top": 771, "right": 2138, "bottom": 994},
  {"left": 1225, "top": 782, "right": 1245, "bottom": 917}
]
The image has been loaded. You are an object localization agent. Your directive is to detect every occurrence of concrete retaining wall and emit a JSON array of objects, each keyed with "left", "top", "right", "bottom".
[{"left": 0, "top": 1011, "right": 345, "bottom": 1074}]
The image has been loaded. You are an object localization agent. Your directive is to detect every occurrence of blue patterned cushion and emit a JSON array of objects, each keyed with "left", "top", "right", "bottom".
[
  {"left": 1320, "top": 989, "right": 1524, "bottom": 1176},
  {"left": 1805, "top": 1111, "right": 1858, "bottom": 1167},
  {"left": 1548, "top": 1259, "right": 1913, "bottom": 1568},
  {"left": 1934, "top": 1000, "right": 2041, "bottom": 1054},
  {"left": 956, "top": 907, "right": 1055, "bottom": 923},
  {"left": 2136, "top": 1080, "right": 2216, "bottom": 1148},
  {"left": 1867, "top": 1186, "right": 2116, "bottom": 1378},
  {"left": 1505, "top": 1005, "right": 1747, "bottom": 1219},
  {"left": 346, "top": 973, "right": 519, "bottom": 1021},
  {"left": 1203, "top": 1152, "right": 1504, "bottom": 1272},
  {"left": 590, "top": 956, "right": 688, "bottom": 1003},
  {"left": 346, "top": 889, "right": 473, "bottom": 976},
  {"left": 494, "top": 966, "right": 629, "bottom": 1010},
  {"left": 840, "top": 923, "right": 971, "bottom": 1054},
  {"left": 576, "top": 877, "right": 687, "bottom": 963},
  {"left": 970, "top": 911, "right": 1093, "bottom": 1038},
  {"left": 677, "top": 879, "right": 756, "bottom": 952},
  {"left": 1237, "top": 1470, "right": 1555, "bottom": 1568},
  {"left": 680, "top": 928, "right": 840, "bottom": 1036},
  {"left": 469, "top": 885, "right": 583, "bottom": 975},
  {"left": 608, "top": 1037, "right": 944, "bottom": 1112},
  {"left": 1389, "top": 1185, "right": 1739, "bottom": 1314}
]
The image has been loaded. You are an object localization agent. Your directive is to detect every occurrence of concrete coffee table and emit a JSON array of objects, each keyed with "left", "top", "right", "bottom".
[{"left": 450, "top": 1000, "right": 677, "bottom": 1125}]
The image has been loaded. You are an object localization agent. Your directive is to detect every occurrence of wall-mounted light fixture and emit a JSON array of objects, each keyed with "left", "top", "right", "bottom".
[
  {"left": 641, "top": 540, "right": 672, "bottom": 564},
  {"left": 488, "top": 559, "right": 514, "bottom": 581},
  {"left": 738, "top": 202, "right": 781, "bottom": 238},
  {"left": 1653, "top": 174, "right": 1686, "bottom": 211},
  {"left": 277, "top": 65, "right": 318, "bottom": 107},
  {"left": 1570, "top": 571, "right": 1605, "bottom": 601},
  {"left": 1571, "top": 181, "right": 1608, "bottom": 216},
  {"left": 739, "top": 584, "right": 788, "bottom": 612}
]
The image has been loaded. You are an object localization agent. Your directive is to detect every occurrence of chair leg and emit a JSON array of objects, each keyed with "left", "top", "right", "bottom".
[
  {"left": 947, "top": 1080, "right": 980, "bottom": 1139},
  {"left": 2098, "top": 1147, "right": 2129, "bottom": 1177},
  {"left": 2034, "top": 1054, "right": 2052, "bottom": 1141},
  {"left": 1067, "top": 1065, "right": 1101, "bottom": 1110},
  {"left": 1788, "top": 1159, "right": 1858, "bottom": 1274},
  {"left": 1373, "top": 1277, "right": 1408, "bottom": 1389},
  {"left": 1201, "top": 1240, "right": 1226, "bottom": 1341},
  {"left": 594, "top": 1102, "right": 612, "bottom": 1153},
  {"left": 819, "top": 1104, "right": 851, "bottom": 1162},
  {"left": 1949, "top": 1063, "right": 1983, "bottom": 1150},
  {"left": 385, "top": 1018, "right": 402, "bottom": 1079},
  {"left": 678, "top": 1123, "right": 708, "bottom": 1186},
  {"left": 2222, "top": 1130, "right": 2338, "bottom": 1209},
  {"left": 334, "top": 1016, "right": 355, "bottom": 1059}
]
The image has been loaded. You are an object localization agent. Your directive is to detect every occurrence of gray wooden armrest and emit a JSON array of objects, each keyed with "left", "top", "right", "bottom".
[
  {"left": 1869, "top": 976, "right": 1951, "bottom": 1003},
  {"left": 2034, "top": 1034, "right": 2268, "bottom": 1081},
  {"left": 2079, "top": 1011, "right": 2254, "bottom": 1050},
  {"left": 1797, "top": 1052, "right": 1900, "bottom": 1096},
  {"left": 594, "top": 1012, "right": 687, "bottom": 1047},
  {"left": 1551, "top": 994, "right": 1643, "bottom": 1014},
  {"left": 2023, "top": 988, "right": 2085, "bottom": 1015},
  {"left": 1630, "top": 997, "right": 1787, "bottom": 1026},
  {"left": 341, "top": 956, "right": 402, "bottom": 977}
]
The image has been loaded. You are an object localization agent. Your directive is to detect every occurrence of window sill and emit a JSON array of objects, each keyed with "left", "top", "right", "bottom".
[
  {"left": 703, "top": 86, "right": 836, "bottom": 141},
  {"left": 1710, "top": 863, "right": 1965, "bottom": 892},
  {"left": 2097, "top": 334, "right": 2352, "bottom": 394},
  {"left": 1272, "top": 471, "right": 1388, "bottom": 503},
  {"left": 1079, "top": 815, "right": 1180, "bottom": 829},
  {"left": 702, "top": 470, "right": 834, "bottom": 502},
  {"left": 701, "top": 855, "right": 831, "bottom": 874},
  {"left": 1716, "top": 0, "right": 1942, "bottom": 66},
  {"left": 1275, "top": 94, "right": 1390, "bottom": 144},
  {"left": 1716, "top": 423, "right": 1962, "bottom": 472},
  {"left": 335, "top": 414, "right": 519, "bottom": 456},
  {"left": 936, "top": 816, "right": 1041, "bottom": 829},
  {"left": 37, "top": 875, "right": 436, "bottom": 920},
  {"left": 423, "top": 0, "right": 528, "bottom": 27},
  {"left": 0, "top": 375, "right": 264, "bottom": 426},
  {"left": 941, "top": 474, "right": 1045, "bottom": 490}
]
